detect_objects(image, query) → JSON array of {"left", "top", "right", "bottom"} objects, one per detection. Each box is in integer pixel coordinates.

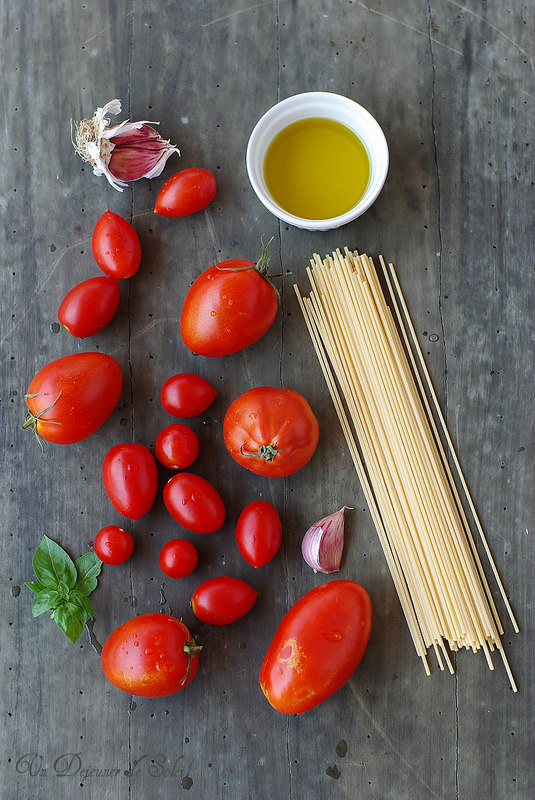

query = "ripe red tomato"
[
  {"left": 160, "top": 373, "right": 217, "bottom": 418},
  {"left": 260, "top": 580, "right": 372, "bottom": 714},
  {"left": 92, "top": 209, "right": 141, "bottom": 279},
  {"left": 154, "top": 167, "right": 217, "bottom": 217},
  {"left": 159, "top": 538, "right": 199, "bottom": 579},
  {"left": 236, "top": 500, "right": 282, "bottom": 567},
  {"left": 155, "top": 424, "right": 199, "bottom": 470},
  {"left": 94, "top": 525, "right": 134, "bottom": 565},
  {"left": 192, "top": 576, "right": 257, "bottom": 625},
  {"left": 102, "top": 443, "right": 158, "bottom": 520},
  {"left": 24, "top": 352, "right": 123, "bottom": 444},
  {"left": 180, "top": 245, "right": 279, "bottom": 357},
  {"left": 101, "top": 613, "right": 200, "bottom": 697},
  {"left": 163, "top": 472, "right": 225, "bottom": 533},
  {"left": 58, "top": 276, "right": 120, "bottom": 338},
  {"left": 223, "top": 386, "right": 319, "bottom": 476}
]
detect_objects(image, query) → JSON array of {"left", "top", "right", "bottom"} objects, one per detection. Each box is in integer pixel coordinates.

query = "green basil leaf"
[
  {"left": 32, "top": 535, "right": 77, "bottom": 590},
  {"left": 25, "top": 580, "right": 46, "bottom": 595},
  {"left": 70, "top": 589, "right": 94, "bottom": 619},
  {"left": 32, "top": 589, "right": 61, "bottom": 617},
  {"left": 53, "top": 602, "right": 86, "bottom": 643},
  {"left": 74, "top": 551, "right": 102, "bottom": 596}
]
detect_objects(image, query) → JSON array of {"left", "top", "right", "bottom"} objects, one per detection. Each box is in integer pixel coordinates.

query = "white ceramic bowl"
[{"left": 246, "top": 92, "right": 389, "bottom": 231}]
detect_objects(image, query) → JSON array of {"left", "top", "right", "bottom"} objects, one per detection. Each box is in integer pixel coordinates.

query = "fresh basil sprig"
[{"left": 25, "top": 535, "right": 102, "bottom": 643}]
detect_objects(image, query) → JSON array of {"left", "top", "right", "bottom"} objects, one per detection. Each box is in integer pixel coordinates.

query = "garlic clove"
[
  {"left": 72, "top": 99, "right": 179, "bottom": 191},
  {"left": 301, "top": 507, "right": 349, "bottom": 574}
]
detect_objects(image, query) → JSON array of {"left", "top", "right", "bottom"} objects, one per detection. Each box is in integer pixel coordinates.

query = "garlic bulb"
[
  {"left": 72, "top": 99, "right": 179, "bottom": 191},
  {"left": 301, "top": 507, "right": 349, "bottom": 574}
]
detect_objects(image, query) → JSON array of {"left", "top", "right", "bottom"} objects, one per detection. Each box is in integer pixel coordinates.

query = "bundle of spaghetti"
[{"left": 294, "top": 249, "right": 518, "bottom": 691}]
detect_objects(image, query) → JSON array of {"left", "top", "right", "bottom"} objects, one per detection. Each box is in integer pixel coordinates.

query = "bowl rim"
[{"left": 246, "top": 91, "right": 389, "bottom": 230}]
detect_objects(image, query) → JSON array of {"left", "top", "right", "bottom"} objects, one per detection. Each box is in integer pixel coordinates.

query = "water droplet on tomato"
[
  {"left": 133, "top": 641, "right": 140, "bottom": 647},
  {"left": 321, "top": 630, "right": 343, "bottom": 642},
  {"left": 144, "top": 647, "right": 154, "bottom": 655},
  {"left": 210, "top": 310, "right": 217, "bottom": 317}
]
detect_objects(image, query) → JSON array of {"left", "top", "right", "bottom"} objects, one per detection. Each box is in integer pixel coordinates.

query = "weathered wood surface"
[{"left": 1, "top": 1, "right": 533, "bottom": 798}]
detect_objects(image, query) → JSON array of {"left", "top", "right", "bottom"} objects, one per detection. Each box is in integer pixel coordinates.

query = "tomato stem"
[
  {"left": 23, "top": 391, "right": 63, "bottom": 451},
  {"left": 181, "top": 639, "right": 202, "bottom": 687},
  {"left": 240, "top": 443, "right": 282, "bottom": 463},
  {"left": 215, "top": 236, "right": 280, "bottom": 303}
]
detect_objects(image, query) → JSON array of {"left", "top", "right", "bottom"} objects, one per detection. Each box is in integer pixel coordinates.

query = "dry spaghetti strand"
[{"left": 294, "top": 250, "right": 518, "bottom": 692}]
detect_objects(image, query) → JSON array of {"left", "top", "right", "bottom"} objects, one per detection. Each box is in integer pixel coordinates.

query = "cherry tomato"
[
  {"left": 192, "top": 576, "right": 257, "bottom": 625},
  {"left": 155, "top": 424, "right": 199, "bottom": 470},
  {"left": 24, "top": 352, "right": 123, "bottom": 445},
  {"left": 154, "top": 167, "right": 217, "bottom": 217},
  {"left": 163, "top": 472, "right": 225, "bottom": 534},
  {"left": 101, "top": 613, "right": 200, "bottom": 697},
  {"left": 236, "top": 500, "right": 282, "bottom": 567},
  {"left": 260, "top": 580, "right": 372, "bottom": 714},
  {"left": 160, "top": 373, "right": 217, "bottom": 418},
  {"left": 58, "top": 276, "right": 120, "bottom": 338},
  {"left": 94, "top": 525, "right": 134, "bottom": 565},
  {"left": 180, "top": 243, "right": 279, "bottom": 357},
  {"left": 102, "top": 443, "right": 158, "bottom": 520},
  {"left": 223, "top": 386, "right": 319, "bottom": 477},
  {"left": 92, "top": 209, "right": 141, "bottom": 279},
  {"left": 159, "top": 538, "right": 199, "bottom": 579}
]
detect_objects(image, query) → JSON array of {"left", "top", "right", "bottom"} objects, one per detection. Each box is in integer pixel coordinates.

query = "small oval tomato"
[
  {"left": 180, "top": 244, "right": 279, "bottom": 357},
  {"left": 192, "top": 576, "right": 257, "bottom": 625},
  {"left": 154, "top": 167, "right": 217, "bottom": 217},
  {"left": 160, "top": 373, "right": 217, "bottom": 418},
  {"left": 163, "top": 472, "right": 225, "bottom": 534},
  {"left": 102, "top": 443, "right": 158, "bottom": 520},
  {"left": 155, "top": 424, "right": 199, "bottom": 470},
  {"left": 260, "top": 580, "right": 372, "bottom": 714},
  {"left": 94, "top": 525, "right": 134, "bottom": 565},
  {"left": 223, "top": 386, "right": 319, "bottom": 477},
  {"left": 58, "top": 276, "right": 121, "bottom": 338},
  {"left": 101, "top": 613, "right": 200, "bottom": 697},
  {"left": 24, "top": 352, "right": 123, "bottom": 444},
  {"left": 92, "top": 209, "right": 141, "bottom": 279},
  {"left": 159, "top": 538, "right": 199, "bottom": 579},
  {"left": 236, "top": 500, "right": 282, "bottom": 567}
]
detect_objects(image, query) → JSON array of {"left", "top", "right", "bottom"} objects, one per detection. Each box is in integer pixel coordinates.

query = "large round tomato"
[
  {"left": 101, "top": 613, "right": 200, "bottom": 697},
  {"left": 223, "top": 386, "right": 319, "bottom": 476},
  {"left": 102, "top": 443, "right": 158, "bottom": 520},
  {"left": 180, "top": 245, "right": 279, "bottom": 357},
  {"left": 160, "top": 373, "right": 217, "bottom": 418},
  {"left": 58, "top": 276, "right": 120, "bottom": 338},
  {"left": 236, "top": 500, "right": 282, "bottom": 567},
  {"left": 24, "top": 352, "right": 123, "bottom": 444},
  {"left": 154, "top": 167, "right": 217, "bottom": 217},
  {"left": 163, "top": 472, "right": 225, "bottom": 533},
  {"left": 191, "top": 576, "right": 257, "bottom": 625},
  {"left": 92, "top": 209, "right": 141, "bottom": 279},
  {"left": 260, "top": 580, "right": 372, "bottom": 714}
]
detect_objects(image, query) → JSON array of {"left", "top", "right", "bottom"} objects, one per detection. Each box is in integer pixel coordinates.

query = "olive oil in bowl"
[{"left": 263, "top": 117, "right": 370, "bottom": 220}]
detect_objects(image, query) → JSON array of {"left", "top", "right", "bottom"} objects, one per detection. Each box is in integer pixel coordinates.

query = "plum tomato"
[
  {"left": 159, "top": 538, "right": 199, "bottom": 579},
  {"left": 92, "top": 209, "right": 141, "bottom": 279},
  {"left": 163, "top": 472, "right": 225, "bottom": 534},
  {"left": 102, "top": 443, "right": 158, "bottom": 520},
  {"left": 260, "top": 580, "right": 372, "bottom": 714},
  {"left": 24, "top": 352, "right": 123, "bottom": 445},
  {"left": 154, "top": 167, "right": 217, "bottom": 217},
  {"left": 155, "top": 424, "right": 199, "bottom": 470},
  {"left": 94, "top": 525, "right": 134, "bottom": 565},
  {"left": 101, "top": 613, "right": 200, "bottom": 697},
  {"left": 236, "top": 500, "right": 282, "bottom": 568},
  {"left": 180, "top": 242, "right": 279, "bottom": 357},
  {"left": 160, "top": 373, "right": 217, "bottom": 418},
  {"left": 191, "top": 576, "right": 257, "bottom": 625},
  {"left": 58, "top": 276, "right": 120, "bottom": 338},
  {"left": 223, "top": 386, "right": 319, "bottom": 477}
]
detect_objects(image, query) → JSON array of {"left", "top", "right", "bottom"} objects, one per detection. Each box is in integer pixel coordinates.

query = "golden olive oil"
[{"left": 263, "top": 117, "right": 370, "bottom": 219}]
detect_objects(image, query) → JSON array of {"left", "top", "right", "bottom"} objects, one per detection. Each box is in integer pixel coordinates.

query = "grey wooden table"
[{"left": 1, "top": 1, "right": 533, "bottom": 798}]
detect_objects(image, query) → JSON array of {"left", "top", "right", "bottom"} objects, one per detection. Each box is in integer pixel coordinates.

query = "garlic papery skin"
[
  {"left": 72, "top": 99, "right": 180, "bottom": 192},
  {"left": 301, "top": 507, "right": 349, "bottom": 574}
]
